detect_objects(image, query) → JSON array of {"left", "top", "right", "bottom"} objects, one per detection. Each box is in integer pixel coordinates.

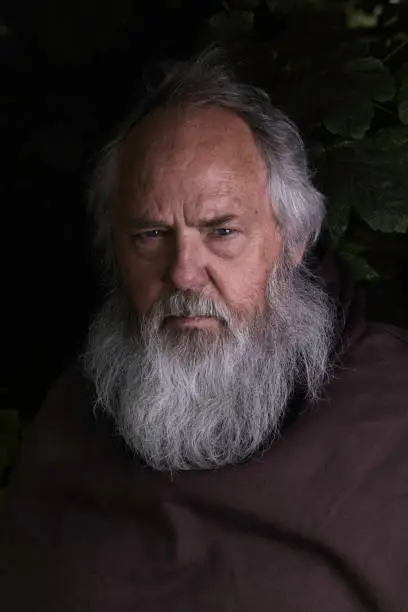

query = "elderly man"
[{"left": 2, "top": 50, "right": 408, "bottom": 611}]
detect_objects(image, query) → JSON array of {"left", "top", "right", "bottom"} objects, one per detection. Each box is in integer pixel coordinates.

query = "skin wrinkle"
[{"left": 112, "top": 105, "right": 281, "bottom": 321}]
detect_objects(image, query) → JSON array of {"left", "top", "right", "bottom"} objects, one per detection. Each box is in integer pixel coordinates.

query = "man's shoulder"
[
  {"left": 18, "top": 364, "right": 95, "bottom": 467},
  {"left": 343, "top": 320, "right": 408, "bottom": 367},
  {"left": 329, "top": 321, "right": 408, "bottom": 423},
  {"left": 34, "top": 363, "right": 92, "bottom": 428},
  {"left": 43, "top": 362, "right": 92, "bottom": 410},
  {"left": 365, "top": 321, "right": 408, "bottom": 344}
]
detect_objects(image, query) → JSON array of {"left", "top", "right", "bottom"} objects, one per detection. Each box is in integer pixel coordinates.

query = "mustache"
[{"left": 151, "top": 290, "right": 234, "bottom": 324}]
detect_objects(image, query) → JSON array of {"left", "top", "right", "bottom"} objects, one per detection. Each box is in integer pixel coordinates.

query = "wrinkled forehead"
[{"left": 116, "top": 105, "right": 269, "bottom": 200}]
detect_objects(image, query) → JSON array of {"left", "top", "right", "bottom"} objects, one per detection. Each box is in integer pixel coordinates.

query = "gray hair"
[{"left": 88, "top": 47, "right": 325, "bottom": 277}]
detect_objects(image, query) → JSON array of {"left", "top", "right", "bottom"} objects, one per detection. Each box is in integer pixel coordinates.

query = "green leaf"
[
  {"left": 266, "top": 0, "right": 331, "bottom": 12},
  {"left": 324, "top": 190, "right": 352, "bottom": 245},
  {"left": 397, "top": 77, "right": 408, "bottom": 124},
  {"left": 346, "top": 6, "right": 382, "bottom": 30},
  {"left": 339, "top": 245, "right": 379, "bottom": 281},
  {"left": 339, "top": 242, "right": 365, "bottom": 257},
  {"left": 321, "top": 57, "right": 395, "bottom": 139},
  {"left": 323, "top": 95, "right": 373, "bottom": 139},
  {"left": 321, "top": 126, "right": 408, "bottom": 235},
  {"left": 345, "top": 57, "right": 395, "bottom": 102},
  {"left": 359, "top": 199, "right": 408, "bottom": 233},
  {"left": 397, "top": 82, "right": 408, "bottom": 103},
  {"left": 396, "top": 62, "right": 408, "bottom": 87}
]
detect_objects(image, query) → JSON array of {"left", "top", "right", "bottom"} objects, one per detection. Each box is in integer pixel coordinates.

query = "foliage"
[{"left": 195, "top": 0, "right": 408, "bottom": 280}]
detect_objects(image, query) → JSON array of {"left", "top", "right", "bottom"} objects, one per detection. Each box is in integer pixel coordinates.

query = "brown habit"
[{"left": 1, "top": 254, "right": 408, "bottom": 611}]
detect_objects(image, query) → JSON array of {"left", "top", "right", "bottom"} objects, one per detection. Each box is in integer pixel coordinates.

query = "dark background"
[
  {"left": 2, "top": 0, "right": 211, "bottom": 421},
  {"left": 2, "top": 0, "right": 408, "bottom": 428}
]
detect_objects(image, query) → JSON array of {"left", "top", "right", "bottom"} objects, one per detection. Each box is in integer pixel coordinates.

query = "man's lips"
[{"left": 164, "top": 315, "right": 219, "bottom": 329}]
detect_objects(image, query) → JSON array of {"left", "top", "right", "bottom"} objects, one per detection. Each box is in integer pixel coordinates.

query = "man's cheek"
[{"left": 229, "top": 270, "right": 265, "bottom": 307}]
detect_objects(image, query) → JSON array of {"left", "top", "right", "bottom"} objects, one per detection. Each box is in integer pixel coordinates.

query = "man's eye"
[
  {"left": 134, "top": 229, "right": 166, "bottom": 241},
  {"left": 211, "top": 228, "right": 237, "bottom": 238}
]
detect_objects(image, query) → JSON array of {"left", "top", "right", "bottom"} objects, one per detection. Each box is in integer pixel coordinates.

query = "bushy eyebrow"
[
  {"left": 199, "top": 214, "right": 239, "bottom": 228},
  {"left": 125, "top": 214, "right": 240, "bottom": 230}
]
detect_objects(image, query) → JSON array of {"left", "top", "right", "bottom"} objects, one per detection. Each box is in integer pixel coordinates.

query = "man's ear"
[{"left": 291, "top": 240, "right": 307, "bottom": 266}]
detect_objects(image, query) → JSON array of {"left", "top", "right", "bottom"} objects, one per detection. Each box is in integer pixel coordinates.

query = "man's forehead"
[
  {"left": 119, "top": 105, "right": 266, "bottom": 172},
  {"left": 115, "top": 105, "right": 269, "bottom": 218},
  {"left": 117, "top": 167, "right": 267, "bottom": 224},
  {"left": 128, "top": 164, "right": 255, "bottom": 197}
]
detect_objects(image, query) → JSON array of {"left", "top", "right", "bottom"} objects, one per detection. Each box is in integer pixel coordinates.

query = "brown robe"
[{"left": 2, "top": 254, "right": 408, "bottom": 611}]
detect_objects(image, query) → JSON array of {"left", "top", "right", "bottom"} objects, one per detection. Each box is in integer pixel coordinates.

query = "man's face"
[
  {"left": 112, "top": 105, "right": 281, "bottom": 328},
  {"left": 85, "top": 105, "right": 335, "bottom": 471}
]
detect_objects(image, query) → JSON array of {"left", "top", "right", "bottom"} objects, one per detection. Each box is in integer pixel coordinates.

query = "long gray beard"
[{"left": 82, "top": 256, "right": 337, "bottom": 471}]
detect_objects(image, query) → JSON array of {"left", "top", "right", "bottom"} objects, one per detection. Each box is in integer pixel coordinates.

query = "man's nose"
[{"left": 167, "top": 236, "right": 208, "bottom": 292}]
